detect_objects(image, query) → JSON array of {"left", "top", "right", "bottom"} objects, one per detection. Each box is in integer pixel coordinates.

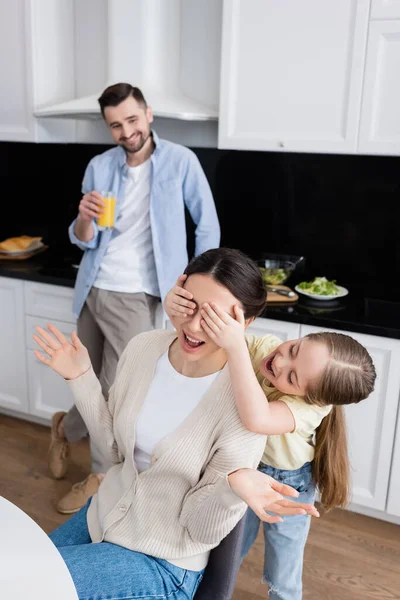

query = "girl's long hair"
[{"left": 304, "top": 332, "right": 376, "bottom": 510}]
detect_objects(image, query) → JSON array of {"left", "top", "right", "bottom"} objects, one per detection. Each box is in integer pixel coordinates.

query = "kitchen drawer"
[
  {"left": 24, "top": 281, "right": 75, "bottom": 323},
  {"left": 25, "top": 316, "right": 76, "bottom": 351}
]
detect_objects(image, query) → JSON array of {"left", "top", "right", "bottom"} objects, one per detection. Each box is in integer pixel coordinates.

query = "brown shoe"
[
  {"left": 56, "top": 473, "right": 104, "bottom": 514},
  {"left": 48, "top": 411, "right": 69, "bottom": 479}
]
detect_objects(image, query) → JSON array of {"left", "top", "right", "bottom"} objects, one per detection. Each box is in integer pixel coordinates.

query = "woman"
[{"left": 33, "top": 248, "right": 318, "bottom": 600}]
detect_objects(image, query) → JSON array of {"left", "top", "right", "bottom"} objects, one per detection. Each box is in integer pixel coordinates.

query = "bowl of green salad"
[
  {"left": 295, "top": 277, "right": 348, "bottom": 301},
  {"left": 257, "top": 254, "right": 305, "bottom": 287}
]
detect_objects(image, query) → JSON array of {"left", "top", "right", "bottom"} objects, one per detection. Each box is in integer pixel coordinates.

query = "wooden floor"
[{"left": 1, "top": 414, "right": 399, "bottom": 599}]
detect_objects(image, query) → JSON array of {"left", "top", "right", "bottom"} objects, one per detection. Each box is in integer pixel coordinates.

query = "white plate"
[
  {"left": 0, "top": 241, "right": 44, "bottom": 255},
  {"left": 295, "top": 284, "right": 349, "bottom": 301}
]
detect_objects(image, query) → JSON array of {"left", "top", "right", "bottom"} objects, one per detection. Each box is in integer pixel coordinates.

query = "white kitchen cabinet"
[
  {"left": 0, "top": 278, "right": 28, "bottom": 414},
  {"left": 371, "top": 0, "right": 400, "bottom": 19},
  {"left": 218, "top": 0, "right": 370, "bottom": 154},
  {"left": 24, "top": 281, "right": 75, "bottom": 323},
  {"left": 0, "top": 278, "right": 76, "bottom": 422},
  {"left": 0, "top": 0, "right": 77, "bottom": 142},
  {"left": 25, "top": 316, "right": 76, "bottom": 349},
  {"left": 358, "top": 20, "right": 400, "bottom": 155},
  {"left": 247, "top": 317, "right": 300, "bottom": 342},
  {"left": 300, "top": 324, "right": 400, "bottom": 512},
  {"left": 0, "top": 0, "right": 35, "bottom": 141},
  {"left": 26, "top": 314, "right": 77, "bottom": 419},
  {"left": 26, "top": 352, "right": 75, "bottom": 420},
  {"left": 387, "top": 413, "right": 400, "bottom": 517},
  {"left": 24, "top": 291, "right": 76, "bottom": 419}
]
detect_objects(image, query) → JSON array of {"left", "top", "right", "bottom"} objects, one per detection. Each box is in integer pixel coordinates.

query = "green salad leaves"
[
  {"left": 259, "top": 267, "right": 289, "bottom": 286},
  {"left": 297, "top": 276, "right": 340, "bottom": 296}
]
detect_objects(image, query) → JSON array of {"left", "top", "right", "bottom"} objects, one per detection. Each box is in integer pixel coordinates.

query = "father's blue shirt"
[{"left": 69, "top": 131, "right": 220, "bottom": 318}]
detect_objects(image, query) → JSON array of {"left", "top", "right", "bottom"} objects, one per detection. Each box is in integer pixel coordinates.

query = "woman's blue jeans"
[
  {"left": 49, "top": 500, "right": 204, "bottom": 600},
  {"left": 241, "top": 461, "right": 316, "bottom": 600}
]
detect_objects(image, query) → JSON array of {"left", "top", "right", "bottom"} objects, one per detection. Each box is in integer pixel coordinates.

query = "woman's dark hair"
[
  {"left": 98, "top": 83, "right": 147, "bottom": 117},
  {"left": 183, "top": 248, "right": 266, "bottom": 319}
]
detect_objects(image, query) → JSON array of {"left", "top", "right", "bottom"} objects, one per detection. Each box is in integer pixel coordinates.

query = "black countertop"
[
  {"left": 0, "top": 251, "right": 77, "bottom": 289},
  {"left": 1, "top": 250, "right": 400, "bottom": 340}
]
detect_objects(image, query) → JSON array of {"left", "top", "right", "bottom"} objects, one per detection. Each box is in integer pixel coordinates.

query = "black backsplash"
[{"left": 1, "top": 141, "right": 400, "bottom": 297}]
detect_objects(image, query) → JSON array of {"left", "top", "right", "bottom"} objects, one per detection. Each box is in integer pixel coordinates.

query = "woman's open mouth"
[{"left": 182, "top": 331, "right": 205, "bottom": 352}]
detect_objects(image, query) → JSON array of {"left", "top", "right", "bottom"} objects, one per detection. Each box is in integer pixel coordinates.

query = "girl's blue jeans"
[
  {"left": 49, "top": 500, "right": 204, "bottom": 600},
  {"left": 241, "top": 461, "right": 316, "bottom": 600}
]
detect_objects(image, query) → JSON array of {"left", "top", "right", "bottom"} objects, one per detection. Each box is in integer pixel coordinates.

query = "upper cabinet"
[
  {"left": 371, "top": 0, "right": 400, "bottom": 19},
  {"left": 0, "top": 0, "right": 35, "bottom": 141},
  {"left": 3, "top": 0, "right": 400, "bottom": 154},
  {"left": 0, "top": 0, "right": 77, "bottom": 142},
  {"left": 358, "top": 20, "right": 400, "bottom": 154},
  {"left": 218, "top": 0, "right": 370, "bottom": 153}
]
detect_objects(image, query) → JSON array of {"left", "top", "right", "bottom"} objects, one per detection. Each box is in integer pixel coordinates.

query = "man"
[{"left": 48, "top": 83, "right": 220, "bottom": 514}]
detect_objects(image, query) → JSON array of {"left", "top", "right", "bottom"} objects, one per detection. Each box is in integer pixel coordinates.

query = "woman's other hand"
[
  {"left": 164, "top": 274, "right": 197, "bottom": 319},
  {"left": 228, "top": 468, "right": 320, "bottom": 523},
  {"left": 33, "top": 324, "right": 91, "bottom": 380},
  {"left": 200, "top": 302, "right": 246, "bottom": 352}
]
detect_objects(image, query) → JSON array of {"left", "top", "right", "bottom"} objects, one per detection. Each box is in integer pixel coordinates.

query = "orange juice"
[{"left": 97, "top": 194, "right": 116, "bottom": 228}]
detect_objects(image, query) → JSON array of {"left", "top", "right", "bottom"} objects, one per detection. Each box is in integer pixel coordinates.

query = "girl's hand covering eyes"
[
  {"left": 200, "top": 302, "right": 246, "bottom": 351},
  {"left": 164, "top": 274, "right": 197, "bottom": 319}
]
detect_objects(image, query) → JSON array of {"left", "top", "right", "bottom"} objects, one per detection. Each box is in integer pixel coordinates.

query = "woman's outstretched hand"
[
  {"left": 33, "top": 324, "right": 91, "bottom": 381},
  {"left": 228, "top": 468, "right": 320, "bottom": 523}
]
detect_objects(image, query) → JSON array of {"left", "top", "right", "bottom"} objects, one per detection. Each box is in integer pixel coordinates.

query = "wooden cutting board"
[{"left": 266, "top": 285, "right": 298, "bottom": 303}]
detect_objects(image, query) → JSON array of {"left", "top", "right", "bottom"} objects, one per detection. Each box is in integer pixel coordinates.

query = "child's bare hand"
[
  {"left": 164, "top": 275, "right": 197, "bottom": 319},
  {"left": 200, "top": 302, "right": 246, "bottom": 351}
]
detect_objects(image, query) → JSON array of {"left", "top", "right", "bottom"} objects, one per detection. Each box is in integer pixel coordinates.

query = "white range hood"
[{"left": 34, "top": 0, "right": 221, "bottom": 121}]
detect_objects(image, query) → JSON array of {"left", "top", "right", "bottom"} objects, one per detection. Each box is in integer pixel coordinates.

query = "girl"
[
  {"left": 165, "top": 276, "right": 376, "bottom": 600},
  {"left": 33, "top": 248, "right": 318, "bottom": 600}
]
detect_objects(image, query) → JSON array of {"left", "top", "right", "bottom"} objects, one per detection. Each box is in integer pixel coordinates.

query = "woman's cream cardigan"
[{"left": 68, "top": 330, "right": 267, "bottom": 570}]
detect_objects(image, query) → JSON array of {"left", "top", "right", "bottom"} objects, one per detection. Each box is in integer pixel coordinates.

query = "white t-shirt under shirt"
[
  {"left": 134, "top": 350, "right": 220, "bottom": 473},
  {"left": 93, "top": 159, "right": 160, "bottom": 297},
  {"left": 134, "top": 349, "right": 220, "bottom": 572}
]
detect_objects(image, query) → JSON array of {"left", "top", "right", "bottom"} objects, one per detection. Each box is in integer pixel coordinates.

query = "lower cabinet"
[
  {"left": 0, "top": 278, "right": 28, "bottom": 414},
  {"left": 0, "top": 278, "right": 77, "bottom": 422},
  {"left": 247, "top": 317, "right": 300, "bottom": 341},
  {"left": 300, "top": 324, "right": 400, "bottom": 515},
  {"left": 387, "top": 416, "right": 400, "bottom": 518},
  {"left": 1, "top": 276, "right": 399, "bottom": 521},
  {"left": 25, "top": 316, "right": 77, "bottom": 420},
  {"left": 26, "top": 354, "right": 76, "bottom": 420}
]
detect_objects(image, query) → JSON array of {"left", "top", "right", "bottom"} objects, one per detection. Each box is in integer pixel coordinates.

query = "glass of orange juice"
[{"left": 97, "top": 191, "right": 116, "bottom": 229}]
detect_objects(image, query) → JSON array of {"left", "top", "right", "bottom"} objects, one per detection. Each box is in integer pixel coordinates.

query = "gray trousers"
[{"left": 63, "top": 288, "right": 159, "bottom": 472}]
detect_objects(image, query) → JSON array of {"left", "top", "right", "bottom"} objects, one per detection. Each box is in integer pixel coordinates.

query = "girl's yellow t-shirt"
[{"left": 245, "top": 334, "right": 332, "bottom": 471}]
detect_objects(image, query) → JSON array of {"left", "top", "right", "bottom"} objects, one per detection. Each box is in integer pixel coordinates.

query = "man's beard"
[{"left": 120, "top": 131, "right": 150, "bottom": 154}]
